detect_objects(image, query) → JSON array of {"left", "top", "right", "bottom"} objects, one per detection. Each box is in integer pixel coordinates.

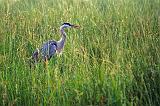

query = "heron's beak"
[{"left": 72, "top": 25, "right": 80, "bottom": 29}]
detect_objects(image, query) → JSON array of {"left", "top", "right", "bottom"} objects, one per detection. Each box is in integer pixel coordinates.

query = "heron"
[{"left": 31, "top": 23, "right": 80, "bottom": 65}]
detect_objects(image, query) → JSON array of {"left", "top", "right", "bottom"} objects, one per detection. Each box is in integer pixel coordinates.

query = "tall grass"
[{"left": 0, "top": 0, "right": 160, "bottom": 105}]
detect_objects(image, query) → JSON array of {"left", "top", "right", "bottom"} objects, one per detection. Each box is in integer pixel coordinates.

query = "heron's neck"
[
  {"left": 57, "top": 26, "right": 66, "bottom": 50},
  {"left": 60, "top": 26, "right": 66, "bottom": 41}
]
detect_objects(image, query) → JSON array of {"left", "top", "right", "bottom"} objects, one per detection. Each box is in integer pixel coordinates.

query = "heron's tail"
[
  {"left": 28, "top": 48, "right": 40, "bottom": 68},
  {"left": 32, "top": 48, "right": 39, "bottom": 62}
]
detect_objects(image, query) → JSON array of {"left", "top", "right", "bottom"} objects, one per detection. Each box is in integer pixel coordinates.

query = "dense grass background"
[{"left": 0, "top": 0, "right": 160, "bottom": 105}]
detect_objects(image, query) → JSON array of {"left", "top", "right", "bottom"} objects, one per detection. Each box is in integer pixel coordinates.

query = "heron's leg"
[
  {"left": 44, "top": 57, "right": 49, "bottom": 68},
  {"left": 45, "top": 60, "right": 48, "bottom": 65},
  {"left": 60, "top": 54, "right": 65, "bottom": 74}
]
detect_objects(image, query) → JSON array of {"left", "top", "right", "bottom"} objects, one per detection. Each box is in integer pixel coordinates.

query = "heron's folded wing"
[{"left": 41, "top": 40, "right": 57, "bottom": 60}]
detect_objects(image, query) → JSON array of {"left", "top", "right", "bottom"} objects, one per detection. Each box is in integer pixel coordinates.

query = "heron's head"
[{"left": 61, "top": 23, "right": 80, "bottom": 29}]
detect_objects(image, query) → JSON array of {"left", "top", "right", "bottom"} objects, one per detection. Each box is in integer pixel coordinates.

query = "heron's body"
[
  {"left": 31, "top": 23, "right": 79, "bottom": 63},
  {"left": 41, "top": 40, "right": 57, "bottom": 60}
]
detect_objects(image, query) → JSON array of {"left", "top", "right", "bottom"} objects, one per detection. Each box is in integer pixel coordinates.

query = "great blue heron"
[{"left": 31, "top": 23, "right": 80, "bottom": 64}]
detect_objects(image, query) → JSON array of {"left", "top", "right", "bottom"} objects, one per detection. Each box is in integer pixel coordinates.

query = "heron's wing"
[{"left": 40, "top": 40, "right": 57, "bottom": 60}]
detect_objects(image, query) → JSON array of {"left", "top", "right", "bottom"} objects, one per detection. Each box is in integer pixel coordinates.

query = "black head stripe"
[{"left": 62, "top": 23, "right": 72, "bottom": 26}]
